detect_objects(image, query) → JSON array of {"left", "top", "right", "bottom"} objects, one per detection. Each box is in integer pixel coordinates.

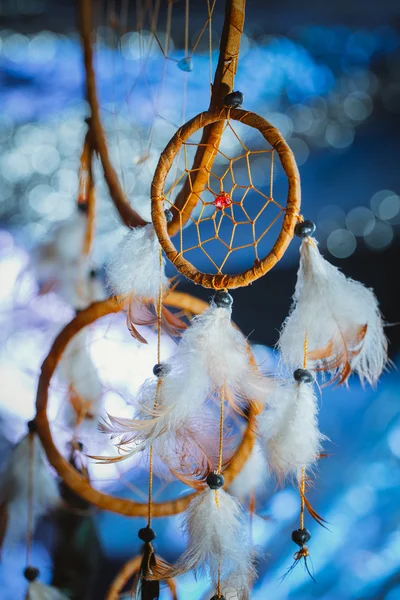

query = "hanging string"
[
  {"left": 147, "top": 248, "right": 164, "bottom": 528},
  {"left": 26, "top": 429, "right": 35, "bottom": 567},
  {"left": 303, "top": 332, "right": 308, "bottom": 370},
  {"left": 299, "top": 331, "right": 308, "bottom": 528},
  {"left": 215, "top": 381, "right": 226, "bottom": 598}
]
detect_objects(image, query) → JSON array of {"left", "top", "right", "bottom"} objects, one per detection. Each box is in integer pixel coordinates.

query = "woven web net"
[{"left": 163, "top": 118, "right": 288, "bottom": 274}]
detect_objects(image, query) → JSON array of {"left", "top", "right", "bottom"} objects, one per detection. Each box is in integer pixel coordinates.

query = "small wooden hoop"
[
  {"left": 151, "top": 107, "right": 301, "bottom": 289},
  {"left": 106, "top": 555, "right": 178, "bottom": 600},
  {"left": 35, "top": 291, "right": 257, "bottom": 517}
]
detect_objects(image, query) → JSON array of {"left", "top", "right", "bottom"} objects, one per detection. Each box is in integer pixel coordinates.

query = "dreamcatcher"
[{"left": 1, "top": 0, "right": 388, "bottom": 599}]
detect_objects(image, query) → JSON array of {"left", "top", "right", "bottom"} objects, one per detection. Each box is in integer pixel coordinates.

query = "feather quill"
[
  {"left": 279, "top": 238, "right": 387, "bottom": 385},
  {"left": 151, "top": 488, "right": 255, "bottom": 600},
  {"left": 26, "top": 581, "right": 70, "bottom": 600},
  {"left": 0, "top": 433, "right": 59, "bottom": 549},
  {"left": 257, "top": 381, "right": 323, "bottom": 481},
  {"left": 106, "top": 225, "right": 169, "bottom": 302}
]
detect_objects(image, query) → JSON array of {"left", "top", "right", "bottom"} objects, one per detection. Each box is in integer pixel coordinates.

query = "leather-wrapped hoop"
[{"left": 151, "top": 107, "right": 301, "bottom": 289}]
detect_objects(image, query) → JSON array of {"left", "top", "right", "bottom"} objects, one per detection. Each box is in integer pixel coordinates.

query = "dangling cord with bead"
[
  {"left": 206, "top": 383, "right": 226, "bottom": 600},
  {"left": 288, "top": 333, "right": 315, "bottom": 583},
  {"left": 23, "top": 420, "right": 41, "bottom": 589},
  {"left": 135, "top": 249, "right": 164, "bottom": 600}
]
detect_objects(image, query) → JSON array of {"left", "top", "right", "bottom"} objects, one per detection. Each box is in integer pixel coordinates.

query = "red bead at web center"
[{"left": 214, "top": 192, "right": 232, "bottom": 210}]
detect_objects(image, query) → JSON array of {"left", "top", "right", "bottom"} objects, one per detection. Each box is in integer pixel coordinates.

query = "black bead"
[
  {"left": 27, "top": 419, "right": 37, "bottom": 433},
  {"left": 293, "top": 368, "right": 314, "bottom": 384},
  {"left": 77, "top": 203, "right": 88, "bottom": 214},
  {"left": 210, "top": 596, "right": 226, "bottom": 600},
  {"left": 291, "top": 528, "right": 311, "bottom": 547},
  {"left": 153, "top": 363, "right": 170, "bottom": 378},
  {"left": 164, "top": 209, "right": 173, "bottom": 223},
  {"left": 24, "top": 566, "right": 40, "bottom": 582},
  {"left": 206, "top": 472, "right": 224, "bottom": 490},
  {"left": 224, "top": 90, "right": 244, "bottom": 108},
  {"left": 89, "top": 268, "right": 98, "bottom": 279},
  {"left": 212, "top": 291, "right": 233, "bottom": 309},
  {"left": 138, "top": 526, "right": 156, "bottom": 542},
  {"left": 294, "top": 220, "right": 316, "bottom": 239}
]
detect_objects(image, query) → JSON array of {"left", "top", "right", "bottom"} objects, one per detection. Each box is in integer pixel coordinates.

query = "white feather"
[
  {"left": 175, "top": 303, "right": 273, "bottom": 407},
  {"left": 162, "top": 488, "right": 255, "bottom": 600},
  {"left": 99, "top": 303, "right": 272, "bottom": 467},
  {"left": 279, "top": 238, "right": 387, "bottom": 386},
  {"left": 60, "top": 329, "right": 103, "bottom": 421},
  {"left": 228, "top": 441, "right": 268, "bottom": 500},
  {"left": 257, "top": 382, "right": 323, "bottom": 480},
  {"left": 0, "top": 434, "right": 59, "bottom": 548},
  {"left": 98, "top": 366, "right": 211, "bottom": 462},
  {"left": 106, "top": 224, "right": 169, "bottom": 301},
  {"left": 27, "top": 581, "right": 70, "bottom": 600}
]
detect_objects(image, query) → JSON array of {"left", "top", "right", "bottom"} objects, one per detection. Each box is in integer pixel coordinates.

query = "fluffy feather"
[
  {"left": 175, "top": 302, "right": 273, "bottom": 410},
  {"left": 279, "top": 238, "right": 387, "bottom": 386},
  {"left": 106, "top": 225, "right": 169, "bottom": 301},
  {"left": 60, "top": 329, "right": 103, "bottom": 423},
  {"left": 27, "top": 582, "right": 70, "bottom": 600},
  {"left": 96, "top": 375, "right": 224, "bottom": 486},
  {"left": 97, "top": 301, "right": 271, "bottom": 475},
  {"left": 152, "top": 488, "right": 255, "bottom": 600},
  {"left": 257, "top": 381, "right": 323, "bottom": 481},
  {"left": 0, "top": 433, "right": 59, "bottom": 549},
  {"left": 228, "top": 441, "right": 268, "bottom": 500}
]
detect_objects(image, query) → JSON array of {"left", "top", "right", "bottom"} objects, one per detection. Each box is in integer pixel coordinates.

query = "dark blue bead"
[
  {"left": 153, "top": 363, "right": 171, "bottom": 378},
  {"left": 294, "top": 220, "right": 316, "bottom": 239},
  {"left": 224, "top": 91, "right": 244, "bottom": 108},
  {"left": 294, "top": 368, "right": 314, "bottom": 384},
  {"left": 212, "top": 291, "right": 233, "bottom": 308},
  {"left": 138, "top": 526, "right": 156, "bottom": 542},
  {"left": 291, "top": 528, "right": 311, "bottom": 547},
  {"left": 206, "top": 472, "right": 224, "bottom": 489},
  {"left": 24, "top": 566, "right": 40, "bottom": 582}
]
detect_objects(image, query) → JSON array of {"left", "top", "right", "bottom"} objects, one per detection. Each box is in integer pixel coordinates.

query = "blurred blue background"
[{"left": 0, "top": 0, "right": 399, "bottom": 598}]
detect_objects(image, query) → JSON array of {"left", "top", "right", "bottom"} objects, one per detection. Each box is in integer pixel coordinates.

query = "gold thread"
[
  {"left": 303, "top": 332, "right": 308, "bottom": 369},
  {"left": 300, "top": 466, "right": 305, "bottom": 530},
  {"left": 147, "top": 249, "right": 164, "bottom": 527}
]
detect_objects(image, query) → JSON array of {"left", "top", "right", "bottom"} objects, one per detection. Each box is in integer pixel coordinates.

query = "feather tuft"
[
  {"left": 257, "top": 381, "right": 324, "bottom": 481},
  {"left": 279, "top": 238, "right": 387, "bottom": 386},
  {"left": 106, "top": 225, "right": 169, "bottom": 301},
  {"left": 150, "top": 488, "right": 255, "bottom": 600},
  {"left": 175, "top": 303, "right": 273, "bottom": 411}
]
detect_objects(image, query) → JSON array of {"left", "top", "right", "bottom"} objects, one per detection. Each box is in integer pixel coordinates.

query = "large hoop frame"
[
  {"left": 151, "top": 108, "right": 301, "bottom": 289},
  {"left": 35, "top": 292, "right": 257, "bottom": 517}
]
